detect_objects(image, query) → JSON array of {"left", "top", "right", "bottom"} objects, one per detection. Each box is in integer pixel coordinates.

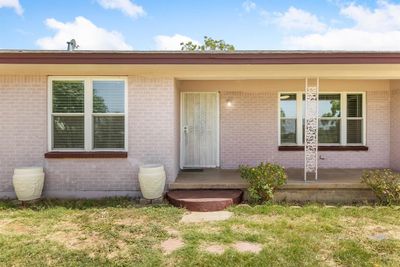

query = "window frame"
[
  {"left": 278, "top": 91, "right": 366, "bottom": 146},
  {"left": 48, "top": 76, "right": 128, "bottom": 152},
  {"left": 279, "top": 93, "right": 298, "bottom": 145}
]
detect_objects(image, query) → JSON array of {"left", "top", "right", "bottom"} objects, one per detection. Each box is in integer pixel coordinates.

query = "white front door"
[{"left": 181, "top": 92, "right": 219, "bottom": 168}]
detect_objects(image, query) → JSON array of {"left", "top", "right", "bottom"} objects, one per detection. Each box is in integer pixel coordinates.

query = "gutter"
[{"left": 2, "top": 51, "right": 400, "bottom": 64}]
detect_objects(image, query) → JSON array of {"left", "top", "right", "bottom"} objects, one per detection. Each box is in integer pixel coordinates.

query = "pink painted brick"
[
  {"left": 0, "top": 76, "right": 398, "bottom": 198},
  {"left": 0, "top": 76, "right": 47, "bottom": 194},
  {"left": 220, "top": 89, "right": 390, "bottom": 169},
  {"left": 391, "top": 87, "right": 400, "bottom": 171},
  {"left": 0, "top": 75, "right": 179, "bottom": 198}
]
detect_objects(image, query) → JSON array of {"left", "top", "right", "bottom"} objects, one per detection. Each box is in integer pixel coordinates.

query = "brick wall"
[
  {"left": 0, "top": 76, "right": 47, "bottom": 196},
  {"left": 0, "top": 76, "right": 396, "bottom": 198},
  {"left": 126, "top": 76, "right": 179, "bottom": 183},
  {"left": 390, "top": 82, "right": 400, "bottom": 171},
  {"left": 180, "top": 79, "right": 391, "bottom": 169},
  {"left": 221, "top": 91, "right": 275, "bottom": 168},
  {"left": 0, "top": 75, "right": 179, "bottom": 198}
]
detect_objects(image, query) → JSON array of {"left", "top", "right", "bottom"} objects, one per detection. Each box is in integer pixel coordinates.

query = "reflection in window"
[
  {"left": 281, "top": 92, "right": 364, "bottom": 145},
  {"left": 93, "top": 81, "right": 125, "bottom": 149},
  {"left": 280, "top": 94, "right": 297, "bottom": 144},
  {"left": 50, "top": 79, "right": 126, "bottom": 151},
  {"left": 301, "top": 94, "right": 341, "bottom": 144},
  {"left": 319, "top": 94, "right": 341, "bottom": 144},
  {"left": 319, "top": 94, "right": 341, "bottom": 117},
  {"left": 281, "top": 119, "right": 297, "bottom": 144},
  {"left": 53, "top": 116, "right": 84, "bottom": 149},
  {"left": 52, "top": 81, "right": 84, "bottom": 113},
  {"left": 347, "top": 94, "right": 363, "bottom": 144},
  {"left": 93, "top": 81, "right": 125, "bottom": 113},
  {"left": 319, "top": 119, "right": 340, "bottom": 143},
  {"left": 93, "top": 116, "right": 125, "bottom": 149},
  {"left": 52, "top": 81, "right": 85, "bottom": 149}
]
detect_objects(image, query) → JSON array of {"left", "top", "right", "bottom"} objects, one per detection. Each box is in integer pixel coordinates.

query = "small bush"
[
  {"left": 239, "top": 162, "right": 287, "bottom": 204},
  {"left": 361, "top": 169, "right": 400, "bottom": 205}
]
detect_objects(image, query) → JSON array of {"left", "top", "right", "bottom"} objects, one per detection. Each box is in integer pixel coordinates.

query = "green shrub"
[
  {"left": 239, "top": 162, "right": 287, "bottom": 204},
  {"left": 361, "top": 169, "right": 400, "bottom": 205}
]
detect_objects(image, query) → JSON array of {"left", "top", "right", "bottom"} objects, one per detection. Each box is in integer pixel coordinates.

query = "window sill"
[
  {"left": 278, "top": 146, "right": 368, "bottom": 151},
  {"left": 44, "top": 151, "right": 128, "bottom": 159}
]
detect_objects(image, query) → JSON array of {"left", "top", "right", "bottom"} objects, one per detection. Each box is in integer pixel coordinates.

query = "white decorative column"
[{"left": 304, "top": 78, "right": 319, "bottom": 181}]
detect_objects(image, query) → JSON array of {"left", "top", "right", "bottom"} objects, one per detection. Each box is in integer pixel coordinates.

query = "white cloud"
[
  {"left": 154, "top": 34, "right": 199, "bottom": 50},
  {"left": 97, "top": 0, "right": 145, "bottom": 18},
  {"left": 340, "top": 1, "right": 400, "bottom": 31},
  {"left": 242, "top": 0, "right": 256, "bottom": 12},
  {"left": 284, "top": 1, "right": 400, "bottom": 50},
  {"left": 0, "top": 0, "right": 23, "bottom": 15},
  {"left": 285, "top": 29, "right": 400, "bottom": 50},
  {"left": 36, "top": 16, "right": 133, "bottom": 50},
  {"left": 274, "top": 7, "right": 326, "bottom": 32}
]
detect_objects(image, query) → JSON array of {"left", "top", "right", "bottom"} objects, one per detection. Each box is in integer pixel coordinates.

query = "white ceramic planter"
[
  {"left": 13, "top": 167, "right": 44, "bottom": 201},
  {"left": 138, "top": 164, "right": 166, "bottom": 199}
]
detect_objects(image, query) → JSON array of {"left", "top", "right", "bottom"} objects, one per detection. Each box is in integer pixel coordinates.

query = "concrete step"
[{"left": 166, "top": 189, "right": 243, "bottom": 212}]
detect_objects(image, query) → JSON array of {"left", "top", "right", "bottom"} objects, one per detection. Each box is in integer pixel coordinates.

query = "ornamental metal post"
[{"left": 304, "top": 78, "right": 319, "bottom": 181}]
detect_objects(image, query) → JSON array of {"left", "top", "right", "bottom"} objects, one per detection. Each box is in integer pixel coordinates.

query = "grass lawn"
[{"left": 0, "top": 199, "right": 399, "bottom": 267}]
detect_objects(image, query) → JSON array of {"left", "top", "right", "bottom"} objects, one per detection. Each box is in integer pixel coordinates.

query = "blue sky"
[{"left": 1, "top": 0, "right": 400, "bottom": 50}]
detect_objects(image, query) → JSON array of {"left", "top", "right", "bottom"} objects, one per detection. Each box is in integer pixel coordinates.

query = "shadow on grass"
[{"left": 0, "top": 197, "right": 157, "bottom": 211}]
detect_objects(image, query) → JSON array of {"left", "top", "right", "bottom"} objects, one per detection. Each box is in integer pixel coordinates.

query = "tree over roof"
[{"left": 180, "top": 36, "right": 235, "bottom": 51}]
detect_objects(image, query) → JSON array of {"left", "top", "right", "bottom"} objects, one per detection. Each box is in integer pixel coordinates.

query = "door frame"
[{"left": 180, "top": 91, "right": 220, "bottom": 169}]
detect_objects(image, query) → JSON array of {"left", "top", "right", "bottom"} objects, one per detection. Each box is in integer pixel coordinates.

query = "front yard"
[{"left": 0, "top": 199, "right": 399, "bottom": 267}]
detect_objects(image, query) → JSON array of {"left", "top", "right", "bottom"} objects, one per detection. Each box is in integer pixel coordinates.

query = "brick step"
[{"left": 166, "top": 189, "right": 243, "bottom": 212}]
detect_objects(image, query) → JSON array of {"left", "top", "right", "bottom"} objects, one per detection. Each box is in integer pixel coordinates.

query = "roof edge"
[{"left": 2, "top": 50, "right": 400, "bottom": 64}]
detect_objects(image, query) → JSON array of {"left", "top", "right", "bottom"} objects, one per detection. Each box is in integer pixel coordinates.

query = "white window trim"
[
  {"left": 48, "top": 76, "right": 128, "bottom": 152},
  {"left": 278, "top": 91, "right": 366, "bottom": 146}
]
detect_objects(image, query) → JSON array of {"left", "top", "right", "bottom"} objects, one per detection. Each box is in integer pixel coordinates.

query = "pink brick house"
[{"left": 0, "top": 50, "right": 399, "bottom": 199}]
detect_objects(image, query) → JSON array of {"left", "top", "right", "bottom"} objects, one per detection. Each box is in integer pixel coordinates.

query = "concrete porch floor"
[{"left": 169, "top": 168, "right": 369, "bottom": 190}]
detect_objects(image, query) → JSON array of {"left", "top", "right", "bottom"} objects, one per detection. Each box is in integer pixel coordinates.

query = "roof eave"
[{"left": 2, "top": 51, "right": 400, "bottom": 64}]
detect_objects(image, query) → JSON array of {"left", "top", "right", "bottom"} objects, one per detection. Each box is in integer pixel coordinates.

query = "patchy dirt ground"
[{"left": 0, "top": 199, "right": 399, "bottom": 267}]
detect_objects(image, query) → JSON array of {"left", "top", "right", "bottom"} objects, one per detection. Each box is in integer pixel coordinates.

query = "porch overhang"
[
  {"left": 2, "top": 50, "right": 400, "bottom": 79},
  {"left": 2, "top": 64, "right": 400, "bottom": 79}
]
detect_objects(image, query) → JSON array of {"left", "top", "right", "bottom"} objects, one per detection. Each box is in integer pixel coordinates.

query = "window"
[
  {"left": 49, "top": 77, "right": 127, "bottom": 151},
  {"left": 279, "top": 92, "right": 365, "bottom": 146},
  {"left": 52, "top": 80, "right": 85, "bottom": 149},
  {"left": 318, "top": 94, "right": 341, "bottom": 144},
  {"left": 347, "top": 94, "right": 363, "bottom": 144},
  {"left": 280, "top": 94, "right": 297, "bottom": 144}
]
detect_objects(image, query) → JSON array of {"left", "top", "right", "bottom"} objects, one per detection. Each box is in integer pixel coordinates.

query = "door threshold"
[{"left": 181, "top": 168, "right": 204, "bottom": 172}]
